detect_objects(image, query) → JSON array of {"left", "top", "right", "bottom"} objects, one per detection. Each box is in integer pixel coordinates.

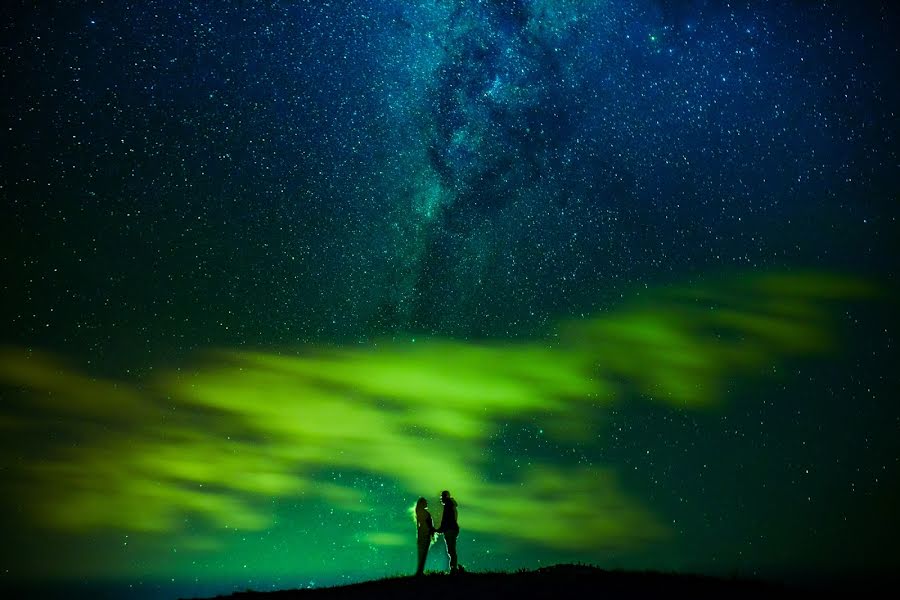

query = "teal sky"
[{"left": 1, "top": 1, "right": 897, "bottom": 598}]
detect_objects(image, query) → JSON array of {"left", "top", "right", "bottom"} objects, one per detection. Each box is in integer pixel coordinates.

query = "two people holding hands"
[{"left": 414, "top": 490, "right": 461, "bottom": 576}]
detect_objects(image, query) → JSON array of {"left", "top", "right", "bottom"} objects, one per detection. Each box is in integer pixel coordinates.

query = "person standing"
[
  {"left": 414, "top": 497, "right": 435, "bottom": 576},
  {"left": 435, "top": 490, "right": 460, "bottom": 573}
]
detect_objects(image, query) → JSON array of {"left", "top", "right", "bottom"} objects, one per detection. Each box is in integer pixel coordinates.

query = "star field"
[{"left": 0, "top": 1, "right": 897, "bottom": 598}]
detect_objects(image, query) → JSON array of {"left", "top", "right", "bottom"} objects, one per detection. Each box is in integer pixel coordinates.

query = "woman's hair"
[
  {"left": 415, "top": 497, "right": 429, "bottom": 524},
  {"left": 410, "top": 498, "right": 428, "bottom": 526},
  {"left": 414, "top": 497, "right": 436, "bottom": 543}
]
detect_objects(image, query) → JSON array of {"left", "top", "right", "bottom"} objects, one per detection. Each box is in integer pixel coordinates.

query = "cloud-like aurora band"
[{"left": 0, "top": 272, "right": 872, "bottom": 571}]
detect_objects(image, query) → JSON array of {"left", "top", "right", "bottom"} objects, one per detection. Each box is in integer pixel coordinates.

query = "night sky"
[{"left": 1, "top": 1, "right": 898, "bottom": 597}]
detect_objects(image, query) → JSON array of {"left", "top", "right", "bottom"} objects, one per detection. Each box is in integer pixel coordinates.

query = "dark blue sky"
[{"left": 1, "top": 1, "right": 898, "bottom": 597}]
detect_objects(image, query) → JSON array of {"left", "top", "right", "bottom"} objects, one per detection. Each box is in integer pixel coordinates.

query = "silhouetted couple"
[{"left": 414, "top": 490, "right": 461, "bottom": 576}]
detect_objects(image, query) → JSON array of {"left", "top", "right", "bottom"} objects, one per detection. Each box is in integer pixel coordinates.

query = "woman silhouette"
[{"left": 414, "top": 497, "right": 436, "bottom": 576}]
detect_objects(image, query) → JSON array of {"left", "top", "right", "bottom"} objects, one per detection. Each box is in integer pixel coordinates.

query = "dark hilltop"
[{"left": 187, "top": 564, "right": 791, "bottom": 599}]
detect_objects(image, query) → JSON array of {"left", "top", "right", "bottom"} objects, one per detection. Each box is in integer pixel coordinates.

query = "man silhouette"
[{"left": 435, "top": 490, "right": 460, "bottom": 573}]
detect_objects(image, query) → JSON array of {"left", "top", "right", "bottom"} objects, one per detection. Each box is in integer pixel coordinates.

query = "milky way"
[{"left": 1, "top": 1, "right": 897, "bottom": 598}]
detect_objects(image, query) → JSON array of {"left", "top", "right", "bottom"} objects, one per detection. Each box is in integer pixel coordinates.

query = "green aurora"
[
  {"left": 0, "top": 272, "right": 883, "bottom": 586},
  {"left": 1, "top": 1, "right": 898, "bottom": 597}
]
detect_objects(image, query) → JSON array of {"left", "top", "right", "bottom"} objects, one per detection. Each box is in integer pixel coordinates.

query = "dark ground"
[{"left": 186, "top": 564, "right": 797, "bottom": 599}]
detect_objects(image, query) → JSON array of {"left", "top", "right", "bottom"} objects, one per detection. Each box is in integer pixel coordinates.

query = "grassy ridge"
[{"left": 191, "top": 564, "right": 789, "bottom": 599}]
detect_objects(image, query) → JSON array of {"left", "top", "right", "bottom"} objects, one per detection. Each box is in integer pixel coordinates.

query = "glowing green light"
[{"left": 0, "top": 271, "right": 873, "bottom": 577}]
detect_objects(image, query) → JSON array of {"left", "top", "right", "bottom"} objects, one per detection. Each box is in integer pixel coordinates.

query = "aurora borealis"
[{"left": 1, "top": 1, "right": 898, "bottom": 598}]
